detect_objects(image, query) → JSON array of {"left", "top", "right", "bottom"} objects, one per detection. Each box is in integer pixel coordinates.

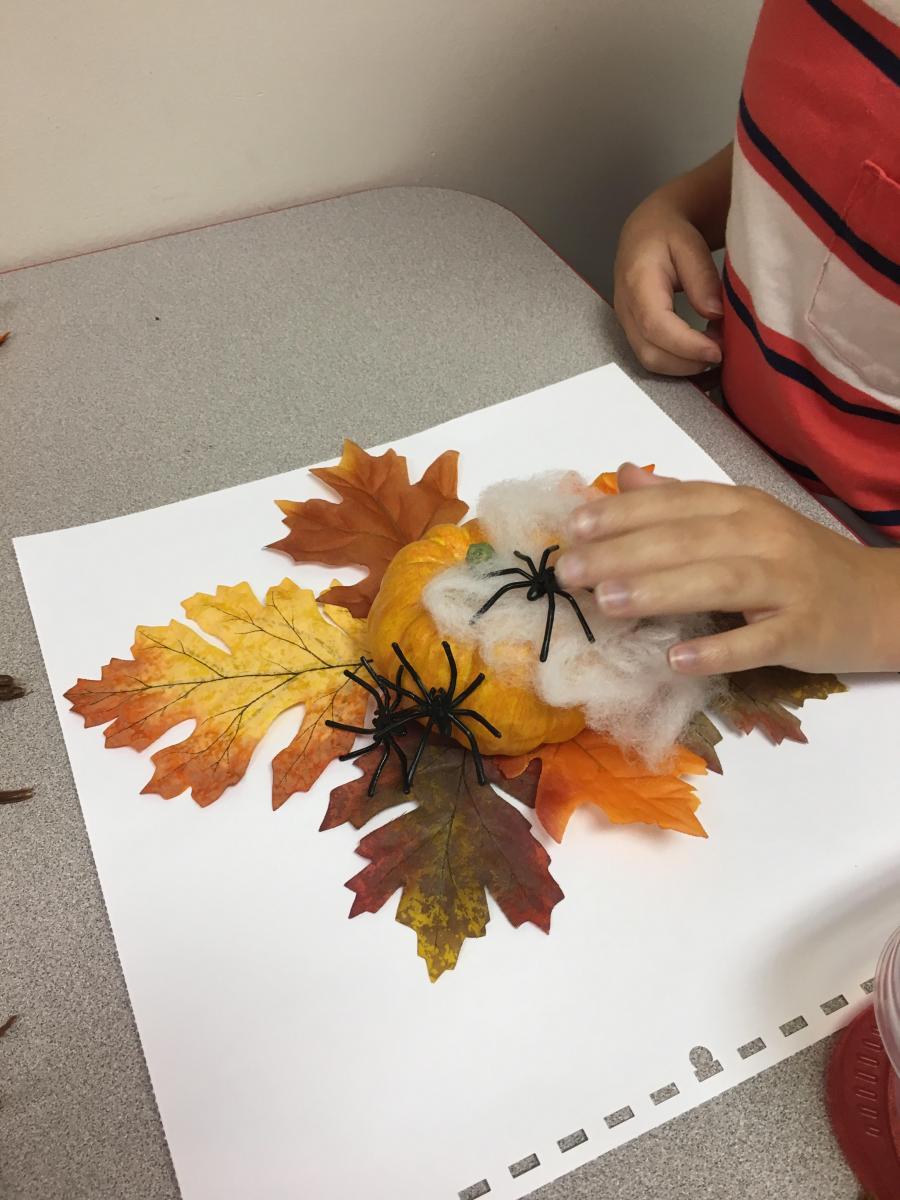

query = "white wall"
[{"left": 3, "top": 1, "right": 761, "bottom": 291}]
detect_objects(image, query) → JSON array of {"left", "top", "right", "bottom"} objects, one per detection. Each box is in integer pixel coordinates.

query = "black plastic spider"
[
  {"left": 325, "top": 658, "right": 412, "bottom": 796},
  {"left": 472, "top": 543, "right": 596, "bottom": 663},
  {"left": 326, "top": 642, "right": 501, "bottom": 794}
]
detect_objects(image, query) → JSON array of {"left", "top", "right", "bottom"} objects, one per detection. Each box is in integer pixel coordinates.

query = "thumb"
[
  {"left": 670, "top": 227, "right": 723, "bottom": 321},
  {"left": 617, "top": 462, "right": 675, "bottom": 491}
]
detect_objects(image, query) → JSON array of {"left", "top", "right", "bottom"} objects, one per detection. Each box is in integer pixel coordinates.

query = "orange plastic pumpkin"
[{"left": 366, "top": 522, "right": 584, "bottom": 756}]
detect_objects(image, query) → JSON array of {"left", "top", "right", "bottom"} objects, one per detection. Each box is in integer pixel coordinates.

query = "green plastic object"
[{"left": 466, "top": 542, "right": 495, "bottom": 566}]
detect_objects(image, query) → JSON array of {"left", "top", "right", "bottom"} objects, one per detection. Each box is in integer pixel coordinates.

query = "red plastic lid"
[{"left": 827, "top": 1004, "right": 900, "bottom": 1198}]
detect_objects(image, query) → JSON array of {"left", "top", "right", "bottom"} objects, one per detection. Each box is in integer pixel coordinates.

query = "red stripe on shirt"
[
  {"left": 743, "top": 0, "right": 900, "bottom": 198},
  {"left": 735, "top": 121, "right": 900, "bottom": 307},
  {"left": 722, "top": 261, "right": 900, "bottom": 530},
  {"left": 725, "top": 259, "right": 900, "bottom": 421}
]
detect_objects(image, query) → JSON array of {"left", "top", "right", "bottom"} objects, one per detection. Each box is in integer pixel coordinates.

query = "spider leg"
[
  {"left": 405, "top": 717, "right": 434, "bottom": 789},
  {"left": 389, "top": 735, "right": 411, "bottom": 792},
  {"left": 325, "top": 718, "right": 376, "bottom": 735},
  {"left": 484, "top": 567, "right": 531, "bottom": 580},
  {"left": 441, "top": 641, "right": 458, "bottom": 697},
  {"left": 338, "top": 740, "right": 382, "bottom": 763},
  {"left": 368, "top": 706, "right": 427, "bottom": 738},
  {"left": 390, "top": 643, "right": 429, "bottom": 701},
  {"left": 513, "top": 550, "right": 539, "bottom": 574},
  {"left": 453, "top": 708, "right": 502, "bottom": 738},
  {"left": 359, "top": 658, "right": 394, "bottom": 704},
  {"left": 453, "top": 672, "right": 486, "bottom": 704},
  {"left": 366, "top": 742, "right": 393, "bottom": 796},
  {"left": 473, "top": 579, "right": 530, "bottom": 619},
  {"left": 369, "top": 739, "right": 405, "bottom": 796},
  {"left": 538, "top": 544, "right": 560, "bottom": 573},
  {"left": 364, "top": 662, "right": 410, "bottom": 704},
  {"left": 559, "top": 589, "right": 597, "bottom": 644},
  {"left": 539, "top": 589, "right": 557, "bottom": 662},
  {"left": 447, "top": 714, "right": 489, "bottom": 785},
  {"left": 344, "top": 669, "right": 383, "bottom": 703}
]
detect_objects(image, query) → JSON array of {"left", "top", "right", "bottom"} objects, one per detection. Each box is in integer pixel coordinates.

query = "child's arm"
[
  {"left": 556, "top": 465, "right": 900, "bottom": 676},
  {"left": 614, "top": 144, "right": 733, "bottom": 376}
]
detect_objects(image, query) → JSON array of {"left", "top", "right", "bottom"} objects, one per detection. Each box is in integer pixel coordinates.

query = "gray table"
[{"left": 1, "top": 187, "right": 857, "bottom": 1200}]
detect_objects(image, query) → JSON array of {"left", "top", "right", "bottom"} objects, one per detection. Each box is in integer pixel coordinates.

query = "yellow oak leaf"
[{"left": 65, "top": 579, "right": 367, "bottom": 808}]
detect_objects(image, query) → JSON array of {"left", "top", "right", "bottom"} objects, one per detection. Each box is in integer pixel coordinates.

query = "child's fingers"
[
  {"left": 619, "top": 306, "right": 711, "bottom": 375},
  {"left": 670, "top": 229, "right": 724, "bottom": 320},
  {"left": 669, "top": 618, "right": 791, "bottom": 676},
  {"left": 557, "top": 516, "right": 748, "bottom": 586},
  {"left": 623, "top": 277, "right": 721, "bottom": 368},
  {"left": 591, "top": 558, "right": 780, "bottom": 622},
  {"left": 565, "top": 481, "right": 744, "bottom": 545},
  {"left": 617, "top": 462, "right": 674, "bottom": 489}
]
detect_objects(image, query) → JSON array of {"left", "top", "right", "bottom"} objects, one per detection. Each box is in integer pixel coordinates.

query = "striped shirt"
[{"left": 721, "top": 0, "right": 900, "bottom": 539}]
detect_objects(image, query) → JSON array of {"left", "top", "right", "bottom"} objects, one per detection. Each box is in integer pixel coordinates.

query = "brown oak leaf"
[
  {"left": 711, "top": 665, "right": 847, "bottom": 745},
  {"left": 681, "top": 711, "right": 724, "bottom": 774}
]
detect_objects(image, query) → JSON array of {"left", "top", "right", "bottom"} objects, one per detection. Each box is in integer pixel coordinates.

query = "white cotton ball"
[
  {"left": 422, "top": 472, "right": 716, "bottom": 766},
  {"left": 475, "top": 471, "right": 591, "bottom": 560}
]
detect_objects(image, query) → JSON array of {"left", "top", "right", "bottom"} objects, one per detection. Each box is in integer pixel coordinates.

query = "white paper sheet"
[{"left": 15, "top": 364, "right": 900, "bottom": 1200}]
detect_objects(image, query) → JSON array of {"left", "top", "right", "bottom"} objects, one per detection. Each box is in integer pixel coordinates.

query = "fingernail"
[
  {"left": 570, "top": 509, "right": 598, "bottom": 538},
  {"left": 556, "top": 552, "right": 586, "bottom": 585},
  {"left": 706, "top": 296, "right": 724, "bottom": 316},
  {"left": 669, "top": 644, "right": 699, "bottom": 672},
  {"left": 595, "top": 580, "right": 631, "bottom": 613},
  {"left": 702, "top": 343, "right": 722, "bottom": 364}
]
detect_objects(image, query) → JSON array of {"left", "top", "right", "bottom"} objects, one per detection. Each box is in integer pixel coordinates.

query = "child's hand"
[
  {"left": 614, "top": 197, "right": 724, "bottom": 377},
  {"left": 556, "top": 465, "right": 900, "bottom": 676}
]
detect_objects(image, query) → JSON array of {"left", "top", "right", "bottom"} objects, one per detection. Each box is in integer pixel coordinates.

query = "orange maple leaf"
[
  {"left": 65, "top": 580, "right": 367, "bottom": 809},
  {"left": 495, "top": 729, "right": 707, "bottom": 842},
  {"left": 591, "top": 464, "right": 655, "bottom": 494},
  {"left": 269, "top": 441, "right": 468, "bottom": 618}
]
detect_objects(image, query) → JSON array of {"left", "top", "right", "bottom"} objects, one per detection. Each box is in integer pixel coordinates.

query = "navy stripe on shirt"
[
  {"left": 720, "top": 386, "right": 900, "bottom": 526},
  {"left": 723, "top": 264, "right": 900, "bottom": 426},
  {"left": 805, "top": 0, "right": 900, "bottom": 88},
  {"left": 739, "top": 95, "right": 900, "bottom": 288}
]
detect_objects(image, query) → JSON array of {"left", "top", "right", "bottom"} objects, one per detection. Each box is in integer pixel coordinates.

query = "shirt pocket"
[{"left": 806, "top": 160, "right": 900, "bottom": 399}]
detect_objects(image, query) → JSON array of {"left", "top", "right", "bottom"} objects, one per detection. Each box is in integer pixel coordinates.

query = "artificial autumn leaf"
[
  {"left": 65, "top": 579, "right": 367, "bottom": 809},
  {"left": 496, "top": 729, "right": 708, "bottom": 843},
  {"left": 591, "top": 464, "right": 654, "bottom": 494},
  {"left": 321, "top": 744, "right": 540, "bottom": 832},
  {"left": 681, "top": 711, "right": 724, "bottom": 774},
  {"left": 0, "top": 332, "right": 9, "bottom": 348},
  {"left": 711, "top": 665, "right": 847, "bottom": 745},
  {"left": 269, "top": 441, "right": 469, "bottom": 618},
  {"left": 342, "top": 742, "right": 564, "bottom": 981}
]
